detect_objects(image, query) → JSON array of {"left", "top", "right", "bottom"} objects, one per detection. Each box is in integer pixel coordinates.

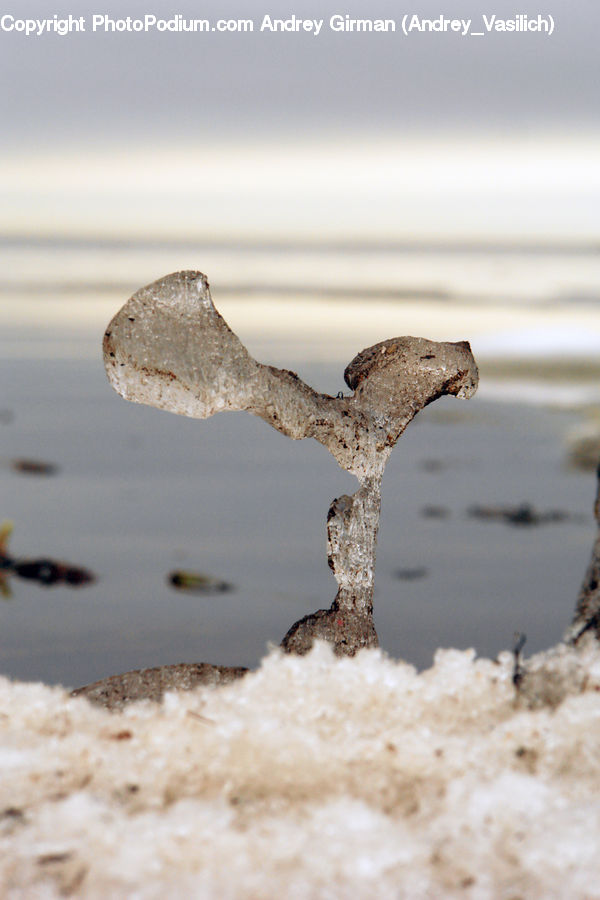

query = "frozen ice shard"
[{"left": 104, "top": 271, "right": 479, "bottom": 655}]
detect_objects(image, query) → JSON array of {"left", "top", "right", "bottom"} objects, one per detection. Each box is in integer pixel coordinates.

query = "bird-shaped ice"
[{"left": 104, "top": 271, "right": 479, "bottom": 655}]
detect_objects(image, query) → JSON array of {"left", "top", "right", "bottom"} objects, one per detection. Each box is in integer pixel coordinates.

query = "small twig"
[
  {"left": 512, "top": 631, "right": 527, "bottom": 688},
  {"left": 569, "top": 610, "right": 600, "bottom": 645},
  {"left": 186, "top": 710, "right": 216, "bottom": 725}
]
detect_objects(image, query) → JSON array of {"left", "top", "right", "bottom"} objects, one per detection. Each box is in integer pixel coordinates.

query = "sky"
[
  {"left": 0, "top": 1, "right": 598, "bottom": 244},
  {"left": 1, "top": 0, "right": 598, "bottom": 146}
]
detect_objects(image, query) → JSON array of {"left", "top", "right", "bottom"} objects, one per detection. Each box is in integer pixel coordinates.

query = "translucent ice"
[{"left": 104, "top": 271, "right": 479, "bottom": 656}]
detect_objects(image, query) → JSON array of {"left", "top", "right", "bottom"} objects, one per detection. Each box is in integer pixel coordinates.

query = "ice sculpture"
[{"left": 103, "top": 271, "right": 479, "bottom": 659}]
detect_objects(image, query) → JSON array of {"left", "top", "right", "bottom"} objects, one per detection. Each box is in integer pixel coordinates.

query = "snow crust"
[{"left": 2, "top": 640, "right": 600, "bottom": 898}]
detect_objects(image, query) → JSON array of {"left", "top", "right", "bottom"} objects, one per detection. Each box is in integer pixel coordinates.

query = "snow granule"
[{"left": 1, "top": 640, "right": 600, "bottom": 898}]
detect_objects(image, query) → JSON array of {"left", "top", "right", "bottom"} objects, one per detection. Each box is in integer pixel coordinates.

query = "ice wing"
[{"left": 103, "top": 271, "right": 262, "bottom": 419}]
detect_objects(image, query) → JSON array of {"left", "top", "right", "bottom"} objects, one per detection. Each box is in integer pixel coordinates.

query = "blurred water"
[
  {"left": 2, "top": 234, "right": 600, "bottom": 686},
  {"left": 0, "top": 345, "right": 596, "bottom": 688},
  {"left": 2, "top": 232, "right": 600, "bottom": 306}
]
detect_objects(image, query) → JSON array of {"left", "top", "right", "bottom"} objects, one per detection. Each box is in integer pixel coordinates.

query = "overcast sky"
[{"left": 1, "top": 0, "right": 598, "bottom": 148}]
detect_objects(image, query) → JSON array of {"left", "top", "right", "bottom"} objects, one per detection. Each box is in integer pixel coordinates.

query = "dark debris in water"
[
  {"left": 168, "top": 570, "right": 234, "bottom": 594},
  {"left": 467, "top": 503, "right": 585, "bottom": 528},
  {"left": 10, "top": 458, "right": 59, "bottom": 476},
  {"left": 393, "top": 566, "right": 429, "bottom": 581},
  {"left": 421, "top": 505, "right": 450, "bottom": 520},
  {"left": 0, "top": 521, "right": 95, "bottom": 595},
  {"left": 419, "top": 458, "right": 447, "bottom": 473},
  {"left": 1, "top": 556, "right": 95, "bottom": 592},
  {"left": 7, "top": 559, "right": 95, "bottom": 586}
]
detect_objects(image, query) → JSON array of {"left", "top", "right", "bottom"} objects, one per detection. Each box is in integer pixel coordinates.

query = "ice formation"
[
  {"left": 103, "top": 270, "right": 478, "bottom": 662},
  {"left": 3, "top": 640, "right": 600, "bottom": 897},
  {"left": 567, "top": 461, "right": 600, "bottom": 643}
]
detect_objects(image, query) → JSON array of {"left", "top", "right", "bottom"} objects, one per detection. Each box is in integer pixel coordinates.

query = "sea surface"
[{"left": 2, "top": 233, "right": 600, "bottom": 687}]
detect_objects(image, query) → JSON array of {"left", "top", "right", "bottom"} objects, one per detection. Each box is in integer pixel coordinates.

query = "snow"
[{"left": 2, "top": 639, "right": 600, "bottom": 897}]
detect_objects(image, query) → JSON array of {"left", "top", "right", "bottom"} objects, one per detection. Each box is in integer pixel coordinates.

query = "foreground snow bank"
[{"left": 2, "top": 640, "right": 600, "bottom": 898}]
